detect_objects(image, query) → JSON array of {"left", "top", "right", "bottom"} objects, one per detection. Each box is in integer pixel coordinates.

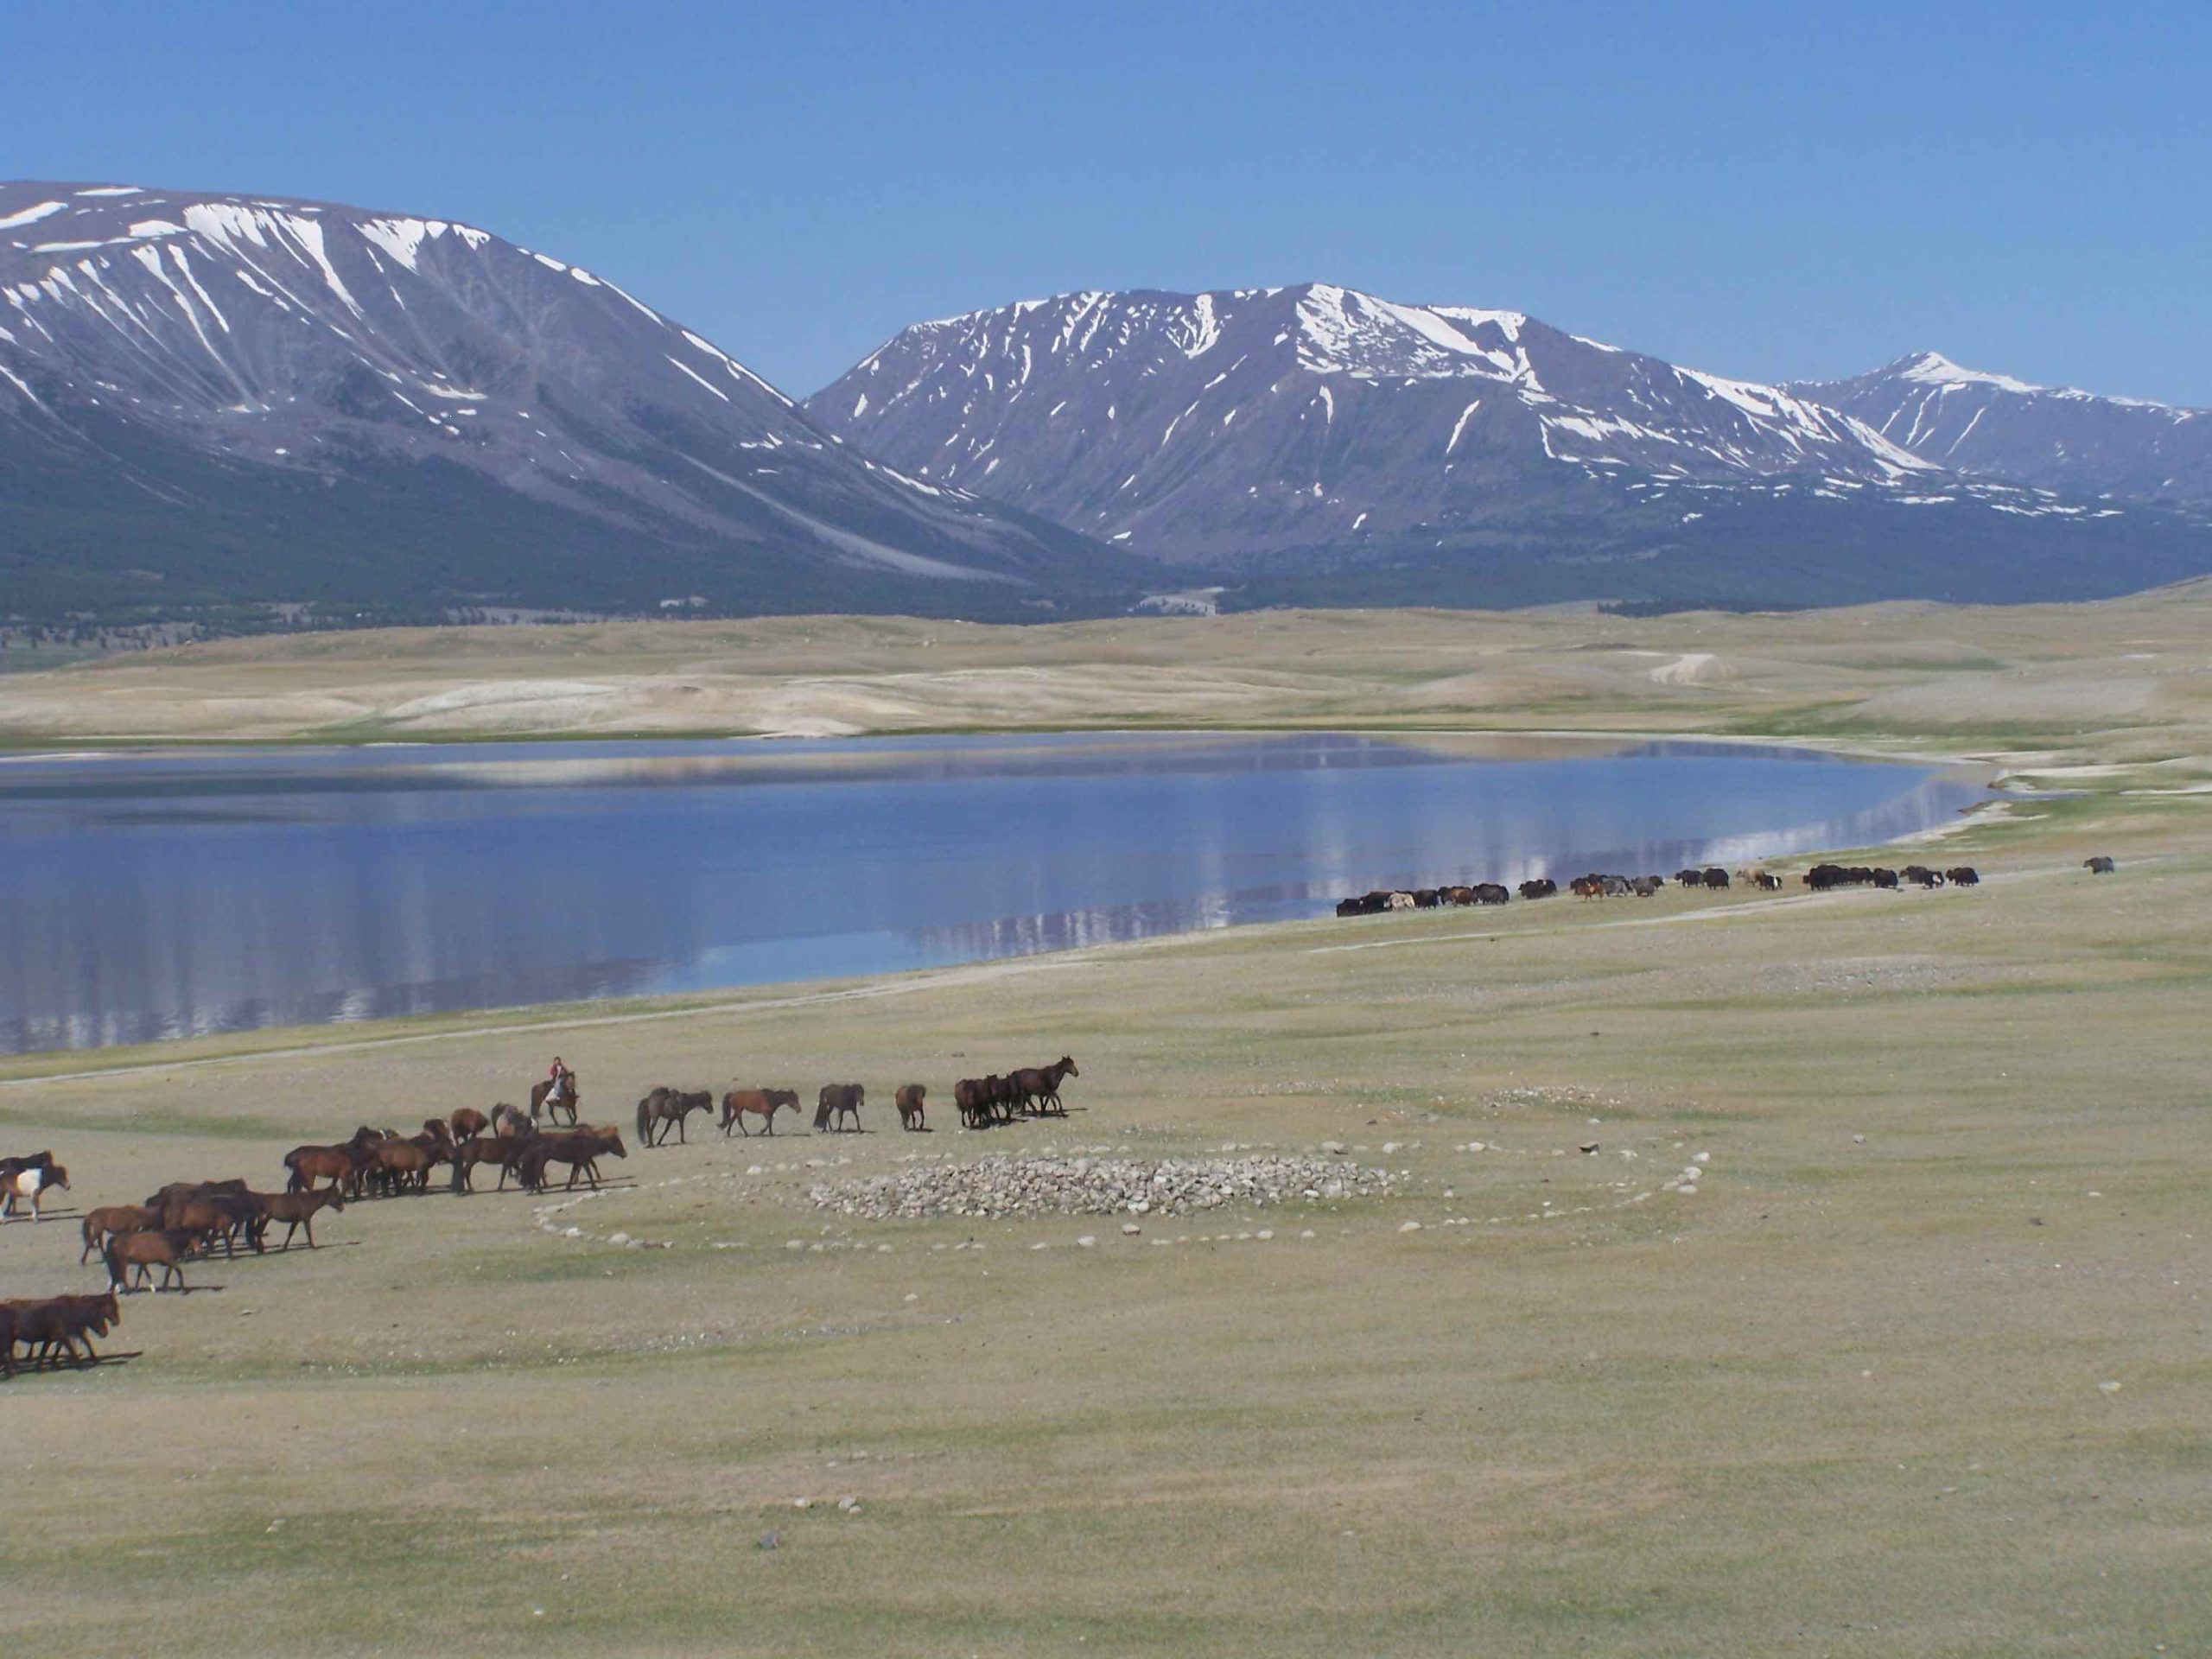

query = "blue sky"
[{"left": 7, "top": 1, "right": 2209, "bottom": 402}]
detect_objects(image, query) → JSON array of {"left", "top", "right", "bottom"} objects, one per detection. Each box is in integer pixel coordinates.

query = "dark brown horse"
[
  {"left": 953, "top": 1077, "right": 991, "bottom": 1128},
  {"left": 1011, "top": 1057, "right": 1079, "bottom": 1116},
  {"left": 636, "top": 1087, "right": 714, "bottom": 1147},
  {"left": 5, "top": 1291, "right": 118, "bottom": 1366},
  {"left": 815, "top": 1084, "right": 864, "bottom": 1133},
  {"left": 518, "top": 1126, "right": 628, "bottom": 1192},
  {"left": 894, "top": 1084, "right": 928, "bottom": 1132},
  {"left": 453, "top": 1133, "right": 536, "bottom": 1193},
  {"left": 721, "top": 1088, "right": 801, "bottom": 1136},
  {"left": 449, "top": 1106, "right": 491, "bottom": 1142},
  {"left": 531, "top": 1074, "right": 581, "bottom": 1127}
]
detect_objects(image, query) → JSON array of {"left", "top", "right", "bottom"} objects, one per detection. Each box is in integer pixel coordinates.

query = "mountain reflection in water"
[{"left": 0, "top": 732, "right": 1989, "bottom": 1054}]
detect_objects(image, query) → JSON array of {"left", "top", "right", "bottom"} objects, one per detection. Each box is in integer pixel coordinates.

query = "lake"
[{"left": 0, "top": 732, "right": 1988, "bottom": 1054}]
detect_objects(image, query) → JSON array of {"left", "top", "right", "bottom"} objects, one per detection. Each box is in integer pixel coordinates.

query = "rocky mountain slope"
[
  {"left": 1793, "top": 352, "right": 2212, "bottom": 505},
  {"left": 810, "top": 285, "right": 2212, "bottom": 609},
  {"left": 0, "top": 181, "right": 1137, "bottom": 623}
]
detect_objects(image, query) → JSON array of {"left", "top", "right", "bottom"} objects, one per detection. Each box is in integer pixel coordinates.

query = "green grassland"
[{"left": 2, "top": 593, "right": 2209, "bottom": 1654}]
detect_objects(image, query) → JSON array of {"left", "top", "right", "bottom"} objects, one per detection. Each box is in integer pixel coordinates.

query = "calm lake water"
[{"left": 0, "top": 732, "right": 1987, "bottom": 1054}]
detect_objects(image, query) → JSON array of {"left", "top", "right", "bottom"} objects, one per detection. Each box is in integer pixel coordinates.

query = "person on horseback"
[{"left": 547, "top": 1056, "right": 573, "bottom": 1106}]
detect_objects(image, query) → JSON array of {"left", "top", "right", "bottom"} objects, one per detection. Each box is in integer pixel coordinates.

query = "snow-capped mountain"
[
  {"left": 0, "top": 181, "right": 1131, "bottom": 620},
  {"left": 1792, "top": 352, "right": 2212, "bottom": 505},
  {"left": 808, "top": 285, "right": 2212, "bottom": 608},
  {"left": 810, "top": 284, "right": 1940, "bottom": 560}
]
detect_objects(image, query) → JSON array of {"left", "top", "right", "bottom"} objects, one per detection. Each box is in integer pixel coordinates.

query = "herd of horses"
[
  {"left": 1337, "top": 861, "right": 1995, "bottom": 914},
  {"left": 3, "top": 1051, "right": 1085, "bottom": 1372}
]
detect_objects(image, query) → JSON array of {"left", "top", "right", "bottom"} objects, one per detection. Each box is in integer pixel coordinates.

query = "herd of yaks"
[
  {"left": 1336, "top": 861, "right": 2005, "bottom": 914},
  {"left": 1, "top": 1053, "right": 1085, "bottom": 1374}
]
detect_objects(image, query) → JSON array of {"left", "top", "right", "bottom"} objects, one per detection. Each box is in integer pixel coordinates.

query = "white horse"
[{"left": 1, "top": 1163, "right": 68, "bottom": 1220}]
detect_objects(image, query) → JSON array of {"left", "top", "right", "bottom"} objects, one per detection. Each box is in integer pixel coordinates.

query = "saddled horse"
[
  {"left": 1, "top": 1162, "right": 68, "bottom": 1220},
  {"left": 815, "top": 1083, "right": 864, "bottom": 1134},
  {"left": 636, "top": 1087, "right": 714, "bottom": 1147},
  {"left": 518, "top": 1126, "right": 627, "bottom": 1192},
  {"left": 531, "top": 1074, "right": 581, "bottom": 1127},
  {"left": 895, "top": 1084, "right": 928, "bottom": 1132},
  {"left": 721, "top": 1088, "right": 801, "bottom": 1136},
  {"left": 1011, "top": 1057, "right": 1079, "bottom": 1117}
]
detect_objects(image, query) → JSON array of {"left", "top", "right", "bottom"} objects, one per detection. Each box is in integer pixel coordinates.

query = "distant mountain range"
[
  {"left": 811, "top": 285, "right": 2212, "bottom": 611},
  {"left": 0, "top": 181, "right": 1140, "bottom": 625},
  {"left": 4, "top": 182, "right": 2209, "bottom": 626},
  {"left": 1790, "top": 352, "right": 2212, "bottom": 505}
]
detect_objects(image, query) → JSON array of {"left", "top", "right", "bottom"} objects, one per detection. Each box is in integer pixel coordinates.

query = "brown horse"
[
  {"left": 531, "top": 1074, "right": 581, "bottom": 1127},
  {"left": 6, "top": 1291, "right": 118, "bottom": 1367},
  {"left": 491, "top": 1103, "right": 532, "bottom": 1139},
  {"left": 1, "top": 1162, "right": 68, "bottom": 1220},
  {"left": 249, "top": 1186, "right": 346, "bottom": 1249},
  {"left": 721, "top": 1088, "right": 801, "bottom": 1136},
  {"left": 518, "top": 1126, "right": 627, "bottom": 1192},
  {"left": 80, "top": 1204, "right": 161, "bottom": 1264},
  {"left": 449, "top": 1106, "right": 491, "bottom": 1142},
  {"left": 815, "top": 1084, "right": 864, "bottom": 1134},
  {"left": 1011, "top": 1058, "right": 1079, "bottom": 1116},
  {"left": 953, "top": 1077, "right": 990, "bottom": 1129},
  {"left": 636, "top": 1087, "right": 714, "bottom": 1147},
  {"left": 105, "top": 1230, "right": 200, "bottom": 1294},
  {"left": 895, "top": 1084, "right": 928, "bottom": 1132},
  {"left": 449, "top": 1133, "right": 539, "bottom": 1193}
]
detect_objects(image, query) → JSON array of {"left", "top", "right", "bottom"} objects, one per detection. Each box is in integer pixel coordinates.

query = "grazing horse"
[
  {"left": 449, "top": 1107, "right": 491, "bottom": 1142},
  {"left": 816, "top": 1084, "right": 865, "bottom": 1133},
  {"left": 636, "top": 1088, "right": 714, "bottom": 1147},
  {"left": 1, "top": 1162, "right": 67, "bottom": 1220},
  {"left": 1012, "top": 1057, "right": 1079, "bottom": 1116},
  {"left": 250, "top": 1186, "right": 346, "bottom": 1249},
  {"left": 531, "top": 1074, "right": 581, "bottom": 1127},
  {"left": 518, "top": 1127, "right": 627, "bottom": 1192},
  {"left": 105, "top": 1230, "right": 200, "bottom": 1294},
  {"left": 721, "top": 1089, "right": 801, "bottom": 1136},
  {"left": 895, "top": 1084, "right": 928, "bottom": 1132}
]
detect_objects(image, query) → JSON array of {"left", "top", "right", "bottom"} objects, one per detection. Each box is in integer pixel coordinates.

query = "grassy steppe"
[{"left": 2, "top": 592, "right": 2209, "bottom": 1656}]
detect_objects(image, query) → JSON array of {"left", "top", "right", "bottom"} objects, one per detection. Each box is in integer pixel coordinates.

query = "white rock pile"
[{"left": 808, "top": 1154, "right": 1396, "bottom": 1221}]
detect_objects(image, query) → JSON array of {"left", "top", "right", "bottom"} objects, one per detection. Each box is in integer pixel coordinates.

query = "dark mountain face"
[
  {"left": 1791, "top": 353, "right": 2212, "bottom": 506},
  {"left": 0, "top": 182, "right": 1137, "bottom": 622},
  {"left": 807, "top": 285, "right": 2212, "bottom": 609}
]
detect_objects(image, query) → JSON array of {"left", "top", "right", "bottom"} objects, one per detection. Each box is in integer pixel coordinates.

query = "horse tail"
[
  {"left": 636, "top": 1096, "right": 651, "bottom": 1144},
  {"left": 101, "top": 1238, "right": 124, "bottom": 1292},
  {"left": 80, "top": 1211, "right": 100, "bottom": 1260}
]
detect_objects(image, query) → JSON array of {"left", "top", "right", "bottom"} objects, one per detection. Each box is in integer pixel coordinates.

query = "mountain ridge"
[{"left": 0, "top": 180, "right": 1144, "bottom": 624}]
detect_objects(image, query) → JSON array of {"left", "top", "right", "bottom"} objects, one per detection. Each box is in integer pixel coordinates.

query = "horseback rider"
[{"left": 546, "top": 1056, "right": 573, "bottom": 1104}]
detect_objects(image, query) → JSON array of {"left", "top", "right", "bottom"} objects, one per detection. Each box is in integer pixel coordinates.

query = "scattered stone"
[
  {"left": 2098, "top": 1380, "right": 2122, "bottom": 1395},
  {"left": 758, "top": 1531, "right": 781, "bottom": 1551},
  {"left": 1579, "top": 1142, "right": 1599, "bottom": 1154},
  {"left": 1076, "top": 1236, "right": 1098, "bottom": 1249},
  {"left": 1852, "top": 1135, "right": 1866, "bottom": 1145},
  {"left": 808, "top": 1154, "right": 1395, "bottom": 1221},
  {"left": 1399, "top": 1220, "right": 1421, "bottom": 1233},
  {"left": 1121, "top": 1223, "right": 1141, "bottom": 1235}
]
